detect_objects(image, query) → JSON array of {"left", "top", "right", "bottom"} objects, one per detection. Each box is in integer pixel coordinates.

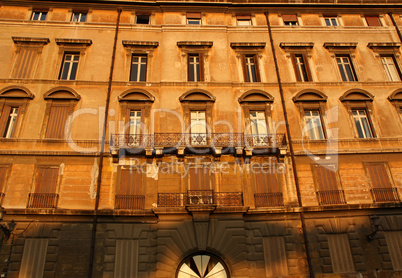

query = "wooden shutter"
[
  {"left": 36, "top": 167, "right": 58, "bottom": 194},
  {"left": 120, "top": 168, "right": 142, "bottom": 195},
  {"left": 237, "top": 15, "right": 251, "bottom": 20},
  {"left": 0, "top": 105, "right": 12, "bottom": 137},
  {"left": 313, "top": 165, "right": 338, "bottom": 191},
  {"left": 384, "top": 231, "right": 402, "bottom": 270},
  {"left": 241, "top": 55, "right": 249, "bottom": 82},
  {"left": 12, "top": 48, "right": 39, "bottom": 79},
  {"left": 263, "top": 237, "right": 289, "bottom": 277},
  {"left": 189, "top": 167, "right": 210, "bottom": 190},
  {"left": 366, "top": 163, "right": 392, "bottom": 188},
  {"left": 327, "top": 234, "right": 355, "bottom": 273},
  {"left": 199, "top": 53, "right": 204, "bottom": 81},
  {"left": 187, "top": 12, "right": 201, "bottom": 19},
  {"left": 253, "top": 54, "right": 261, "bottom": 82},
  {"left": 0, "top": 166, "right": 8, "bottom": 192},
  {"left": 282, "top": 14, "right": 297, "bottom": 21},
  {"left": 45, "top": 104, "right": 70, "bottom": 139},
  {"left": 115, "top": 240, "right": 139, "bottom": 278},
  {"left": 366, "top": 16, "right": 381, "bottom": 26},
  {"left": 255, "top": 171, "right": 279, "bottom": 193},
  {"left": 20, "top": 239, "right": 48, "bottom": 278}
]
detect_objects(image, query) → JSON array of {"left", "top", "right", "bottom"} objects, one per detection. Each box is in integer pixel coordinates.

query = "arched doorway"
[{"left": 176, "top": 253, "right": 229, "bottom": 278}]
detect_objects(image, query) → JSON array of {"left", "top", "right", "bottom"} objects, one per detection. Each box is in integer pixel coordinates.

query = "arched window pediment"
[
  {"left": 118, "top": 89, "right": 155, "bottom": 102},
  {"left": 179, "top": 89, "right": 215, "bottom": 102},
  {"left": 238, "top": 90, "right": 273, "bottom": 103},
  {"left": 340, "top": 89, "right": 374, "bottom": 102},
  {"left": 44, "top": 87, "right": 81, "bottom": 100},
  {"left": 293, "top": 90, "right": 327, "bottom": 102},
  {"left": 388, "top": 89, "right": 402, "bottom": 102},
  {"left": 0, "top": 86, "right": 34, "bottom": 99}
]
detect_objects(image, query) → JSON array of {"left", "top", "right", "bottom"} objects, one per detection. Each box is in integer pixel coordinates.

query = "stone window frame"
[
  {"left": 323, "top": 42, "right": 360, "bottom": 82},
  {"left": 292, "top": 90, "right": 329, "bottom": 141},
  {"left": 320, "top": 14, "right": 342, "bottom": 27},
  {"left": 69, "top": 9, "right": 91, "bottom": 23},
  {"left": 367, "top": 42, "right": 402, "bottom": 81},
  {"left": 123, "top": 41, "right": 159, "bottom": 83},
  {"left": 177, "top": 41, "right": 213, "bottom": 82},
  {"left": 362, "top": 14, "right": 385, "bottom": 27},
  {"left": 280, "top": 43, "right": 315, "bottom": 82},
  {"left": 388, "top": 89, "right": 402, "bottom": 123},
  {"left": 0, "top": 86, "right": 35, "bottom": 139},
  {"left": 55, "top": 38, "right": 92, "bottom": 81},
  {"left": 40, "top": 87, "right": 81, "bottom": 140},
  {"left": 235, "top": 14, "right": 254, "bottom": 26},
  {"left": 186, "top": 12, "right": 202, "bottom": 25},
  {"left": 118, "top": 89, "right": 155, "bottom": 135},
  {"left": 11, "top": 37, "right": 50, "bottom": 79},
  {"left": 230, "top": 42, "right": 266, "bottom": 83},
  {"left": 339, "top": 89, "right": 378, "bottom": 139},
  {"left": 280, "top": 13, "right": 301, "bottom": 26}
]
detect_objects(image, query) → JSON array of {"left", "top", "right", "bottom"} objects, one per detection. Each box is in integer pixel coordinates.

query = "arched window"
[
  {"left": 388, "top": 89, "right": 402, "bottom": 122},
  {"left": 41, "top": 87, "right": 80, "bottom": 139},
  {"left": 0, "top": 86, "right": 34, "bottom": 138},
  {"left": 176, "top": 252, "right": 229, "bottom": 278}
]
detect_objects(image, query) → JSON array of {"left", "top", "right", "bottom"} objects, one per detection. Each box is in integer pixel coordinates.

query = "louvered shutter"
[
  {"left": 12, "top": 48, "right": 39, "bottom": 79},
  {"left": 263, "top": 237, "right": 289, "bottom": 276},
  {"left": 115, "top": 240, "right": 139, "bottom": 278},
  {"left": 36, "top": 167, "right": 58, "bottom": 193},
  {"left": 367, "top": 163, "right": 392, "bottom": 188},
  {"left": 45, "top": 104, "right": 70, "bottom": 139},
  {"left": 385, "top": 231, "right": 402, "bottom": 270},
  {"left": 328, "top": 234, "right": 355, "bottom": 273},
  {"left": 366, "top": 16, "right": 381, "bottom": 26},
  {"left": 314, "top": 165, "right": 338, "bottom": 191},
  {"left": 19, "top": 239, "right": 48, "bottom": 278},
  {"left": 282, "top": 14, "right": 297, "bottom": 21}
]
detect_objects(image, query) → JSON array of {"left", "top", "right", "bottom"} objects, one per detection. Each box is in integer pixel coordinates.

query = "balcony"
[
  {"left": 316, "top": 190, "right": 347, "bottom": 206},
  {"left": 370, "top": 188, "right": 400, "bottom": 203},
  {"left": 157, "top": 191, "right": 243, "bottom": 207},
  {"left": 110, "top": 133, "right": 286, "bottom": 157},
  {"left": 115, "top": 195, "right": 145, "bottom": 210},
  {"left": 254, "top": 192, "right": 284, "bottom": 208},
  {"left": 27, "top": 193, "right": 58, "bottom": 209}
]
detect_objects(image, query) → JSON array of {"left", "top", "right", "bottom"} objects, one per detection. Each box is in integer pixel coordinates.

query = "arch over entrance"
[{"left": 176, "top": 252, "right": 229, "bottom": 278}]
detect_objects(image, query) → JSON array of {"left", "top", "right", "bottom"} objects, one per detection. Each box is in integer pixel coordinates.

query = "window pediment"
[
  {"left": 55, "top": 38, "right": 92, "bottom": 47},
  {"left": 230, "top": 42, "right": 266, "bottom": 51},
  {"left": 280, "top": 42, "right": 314, "bottom": 53},
  {"left": 368, "top": 42, "right": 401, "bottom": 55},
  {"left": 118, "top": 89, "right": 155, "bottom": 102},
  {"left": 340, "top": 89, "right": 374, "bottom": 102},
  {"left": 323, "top": 42, "right": 357, "bottom": 53},
  {"left": 122, "top": 41, "right": 159, "bottom": 49},
  {"left": 388, "top": 89, "right": 402, "bottom": 102},
  {"left": 179, "top": 90, "right": 215, "bottom": 102},
  {"left": 177, "top": 41, "right": 213, "bottom": 51},
  {"left": 0, "top": 86, "right": 34, "bottom": 99},
  {"left": 44, "top": 87, "right": 80, "bottom": 100},
  {"left": 12, "top": 37, "right": 49, "bottom": 46},
  {"left": 239, "top": 90, "right": 273, "bottom": 103},
  {"left": 293, "top": 90, "right": 327, "bottom": 102}
]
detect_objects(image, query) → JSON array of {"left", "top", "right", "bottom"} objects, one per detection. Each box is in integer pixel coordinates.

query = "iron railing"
[
  {"left": 111, "top": 133, "right": 286, "bottom": 149},
  {"left": 316, "top": 190, "right": 347, "bottom": 205},
  {"left": 254, "top": 192, "right": 284, "bottom": 208},
  {"left": 27, "top": 193, "right": 58, "bottom": 208},
  {"left": 370, "top": 188, "right": 400, "bottom": 203},
  {"left": 115, "top": 195, "right": 145, "bottom": 210},
  {"left": 157, "top": 191, "right": 244, "bottom": 207}
]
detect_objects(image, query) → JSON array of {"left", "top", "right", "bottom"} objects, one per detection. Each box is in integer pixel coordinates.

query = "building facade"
[{"left": 0, "top": 0, "right": 401, "bottom": 277}]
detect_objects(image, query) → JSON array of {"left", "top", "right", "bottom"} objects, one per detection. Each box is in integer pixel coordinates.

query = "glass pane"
[
  {"left": 338, "top": 63, "right": 347, "bottom": 81},
  {"left": 80, "top": 13, "right": 87, "bottom": 22},
  {"left": 325, "top": 18, "right": 331, "bottom": 26},
  {"left": 40, "top": 12, "right": 47, "bottom": 20},
  {"left": 61, "top": 63, "right": 70, "bottom": 80},
  {"left": 130, "top": 64, "right": 138, "bottom": 81},
  {"left": 354, "top": 117, "right": 364, "bottom": 138},
  {"left": 345, "top": 64, "right": 355, "bottom": 81},
  {"left": 331, "top": 18, "right": 338, "bottom": 26},
  {"left": 361, "top": 117, "right": 373, "bottom": 138},
  {"left": 70, "top": 62, "right": 78, "bottom": 80}
]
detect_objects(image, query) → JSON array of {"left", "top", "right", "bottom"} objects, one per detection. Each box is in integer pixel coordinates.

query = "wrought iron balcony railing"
[
  {"left": 157, "top": 191, "right": 244, "bottom": 207},
  {"left": 111, "top": 133, "right": 286, "bottom": 149},
  {"left": 254, "top": 192, "right": 284, "bottom": 208},
  {"left": 370, "top": 187, "right": 400, "bottom": 203},
  {"left": 27, "top": 193, "right": 59, "bottom": 209},
  {"left": 316, "top": 190, "right": 347, "bottom": 205},
  {"left": 115, "top": 195, "right": 145, "bottom": 210}
]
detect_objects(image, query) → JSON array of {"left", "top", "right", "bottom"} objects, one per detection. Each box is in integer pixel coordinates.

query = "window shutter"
[
  {"left": 385, "top": 231, "right": 402, "bottom": 270},
  {"left": 36, "top": 167, "right": 58, "bottom": 194},
  {"left": 237, "top": 15, "right": 251, "bottom": 20},
  {"left": 282, "top": 14, "right": 297, "bottom": 21},
  {"left": 314, "top": 165, "right": 338, "bottom": 191},
  {"left": 0, "top": 105, "right": 12, "bottom": 137},
  {"left": 115, "top": 240, "right": 139, "bottom": 278},
  {"left": 20, "top": 239, "right": 48, "bottom": 278},
  {"left": 367, "top": 163, "right": 391, "bottom": 188},
  {"left": 199, "top": 53, "right": 205, "bottom": 81},
  {"left": 366, "top": 16, "right": 381, "bottom": 26},
  {"left": 0, "top": 166, "right": 8, "bottom": 192},
  {"left": 120, "top": 169, "right": 142, "bottom": 195},
  {"left": 187, "top": 12, "right": 201, "bottom": 19},
  {"left": 263, "top": 237, "right": 289, "bottom": 277},
  {"left": 253, "top": 54, "right": 261, "bottom": 82},
  {"left": 45, "top": 104, "right": 70, "bottom": 139},
  {"left": 241, "top": 55, "right": 249, "bottom": 82},
  {"left": 189, "top": 167, "right": 210, "bottom": 190},
  {"left": 12, "top": 48, "right": 39, "bottom": 79},
  {"left": 255, "top": 171, "right": 278, "bottom": 193},
  {"left": 291, "top": 54, "right": 301, "bottom": 82},
  {"left": 327, "top": 234, "right": 355, "bottom": 273}
]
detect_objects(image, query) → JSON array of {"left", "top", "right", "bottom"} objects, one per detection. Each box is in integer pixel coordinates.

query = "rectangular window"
[
  {"left": 71, "top": 12, "right": 87, "bottom": 22},
  {"left": 115, "top": 240, "right": 139, "bottom": 278},
  {"left": 366, "top": 16, "right": 381, "bottom": 26},
  {"left": 292, "top": 54, "right": 311, "bottom": 82},
  {"left": 0, "top": 106, "right": 19, "bottom": 138},
  {"left": 187, "top": 13, "right": 201, "bottom": 25},
  {"left": 236, "top": 15, "right": 251, "bottom": 26},
  {"left": 27, "top": 166, "right": 59, "bottom": 208},
  {"left": 128, "top": 110, "right": 142, "bottom": 135},
  {"left": 313, "top": 165, "right": 346, "bottom": 205},
  {"left": 325, "top": 17, "right": 338, "bottom": 26},
  {"left": 243, "top": 55, "right": 259, "bottom": 82},
  {"left": 381, "top": 56, "right": 401, "bottom": 81},
  {"left": 31, "top": 11, "right": 47, "bottom": 21},
  {"left": 254, "top": 170, "right": 283, "bottom": 207},
  {"left": 59, "top": 53, "right": 79, "bottom": 80},
  {"left": 250, "top": 111, "right": 268, "bottom": 146},
  {"left": 45, "top": 104, "right": 70, "bottom": 139},
  {"left": 283, "top": 14, "right": 298, "bottom": 26},
  {"left": 328, "top": 234, "right": 355, "bottom": 273},
  {"left": 263, "top": 237, "right": 288, "bottom": 277},
  {"left": 20, "top": 239, "right": 48, "bottom": 277},
  {"left": 384, "top": 231, "right": 402, "bottom": 270},
  {"left": 188, "top": 167, "right": 212, "bottom": 204},
  {"left": 352, "top": 109, "right": 373, "bottom": 138},
  {"left": 130, "top": 55, "right": 147, "bottom": 82},
  {"left": 366, "top": 163, "right": 399, "bottom": 203},
  {"left": 136, "top": 14, "right": 149, "bottom": 24},
  {"left": 336, "top": 55, "right": 357, "bottom": 81},
  {"left": 304, "top": 110, "right": 325, "bottom": 140},
  {"left": 188, "top": 54, "right": 204, "bottom": 82},
  {"left": 116, "top": 168, "right": 144, "bottom": 209},
  {"left": 11, "top": 48, "right": 40, "bottom": 79}
]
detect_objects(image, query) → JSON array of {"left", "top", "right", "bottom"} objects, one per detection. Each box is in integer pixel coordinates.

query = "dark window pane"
[
  {"left": 139, "top": 64, "right": 146, "bottom": 81},
  {"left": 80, "top": 13, "right": 87, "bottom": 22},
  {"left": 131, "top": 64, "right": 139, "bottom": 81},
  {"left": 61, "top": 63, "right": 70, "bottom": 80},
  {"left": 70, "top": 63, "right": 78, "bottom": 80}
]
